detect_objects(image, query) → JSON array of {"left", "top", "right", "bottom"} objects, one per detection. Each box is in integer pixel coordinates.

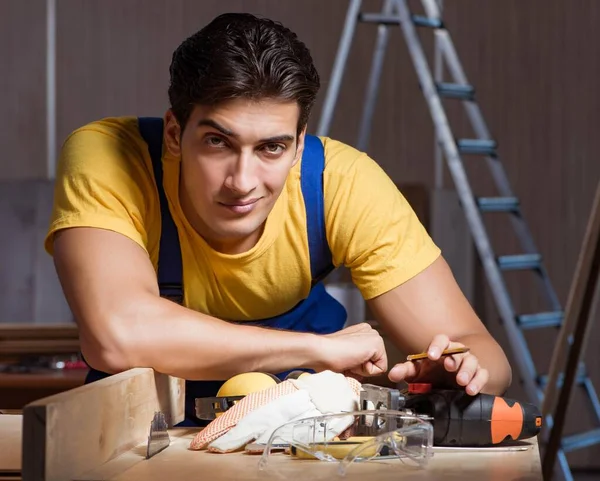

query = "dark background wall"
[{"left": 1, "top": 0, "right": 599, "bottom": 469}]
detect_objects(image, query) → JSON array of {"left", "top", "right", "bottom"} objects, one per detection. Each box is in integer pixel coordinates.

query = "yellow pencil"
[{"left": 406, "top": 346, "right": 470, "bottom": 361}]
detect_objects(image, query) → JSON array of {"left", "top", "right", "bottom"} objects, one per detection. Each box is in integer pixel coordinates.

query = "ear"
[
  {"left": 292, "top": 126, "right": 307, "bottom": 167},
  {"left": 164, "top": 109, "right": 182, "bottom": 157}
]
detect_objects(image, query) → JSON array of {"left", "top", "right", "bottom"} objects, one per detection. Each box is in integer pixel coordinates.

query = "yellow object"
[
  {"left": 214, "top": 372, "right": 279, "bottom": 418},
  {"left": 217, "top": 372, "right": 279, "bottom": 398},
  {"left": 407, "top": 346, "right": 470, "bottom": 361},
  {"left": 290, "top": 440, "right": 377, "bottom": 460},
  {"left": 290, "top": 434, "right": 406, "bottom": 460},
  {"left": 44, "top": 117, "right": 441, "bottom": 318},
  {"left": 285, "top": 370, "right": 312, "bottom": 380}
]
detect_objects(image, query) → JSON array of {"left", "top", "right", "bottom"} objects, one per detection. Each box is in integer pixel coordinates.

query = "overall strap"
[
  {"left": 301, "top": 134, "right": 334, "bottom": 285},
  {"left": 138, "top": 117, "right": 184, "bottom": 303}
]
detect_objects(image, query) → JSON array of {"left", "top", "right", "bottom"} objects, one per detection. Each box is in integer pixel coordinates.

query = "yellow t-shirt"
[{"left": 45, "top": 116, "right": 441, "bottom": 321}]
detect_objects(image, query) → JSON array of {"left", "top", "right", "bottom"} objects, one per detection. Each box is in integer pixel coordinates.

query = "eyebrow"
[{"left": 197, "top": 119, "right": 295, "bottom": 143}]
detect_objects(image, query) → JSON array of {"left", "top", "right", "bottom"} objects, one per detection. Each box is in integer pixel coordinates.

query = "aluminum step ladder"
[{"left": 316, "top": 1, "right": 600, "bottom": 480}]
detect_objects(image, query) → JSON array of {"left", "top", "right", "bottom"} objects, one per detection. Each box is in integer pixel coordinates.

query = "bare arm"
[
  {"left": 53, "top": 227, "right": 387, "bottom": 380},
  {"left": 367, "top": 255, "right": 512, "bottom": 395}
]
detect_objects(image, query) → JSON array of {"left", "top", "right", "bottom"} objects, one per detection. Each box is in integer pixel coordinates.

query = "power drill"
[{"left": 359, "top": 383, "right": 542, "bottom": 447}]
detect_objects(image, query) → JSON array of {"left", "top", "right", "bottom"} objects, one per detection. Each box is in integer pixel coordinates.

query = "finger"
[
  {"left": 444, "top": 355, "right": 458, "bottom": 372},
  {"left": 443, "top": 348, "right": 471, "bottom": 372},
  {"left": 388, "top": 361, "right": 419, "bottom": 382},
  {"left": 466, "top": 367, "right": 489, "bottom": 396},
  {"left": 427, "top": 334, "right": 451, "bottom": 360},
  {"left": 362, "top": 362, "right": 384, "bottom": 377},
  {"left": 455, "top": 353, "right": 480, "bottom": 387},
  {"left": 362, "top": 350, "right": 388, "bottom": 376}
]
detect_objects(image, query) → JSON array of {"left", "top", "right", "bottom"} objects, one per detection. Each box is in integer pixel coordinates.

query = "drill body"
[{"left": 398, "top": 383, "right": 542, "bottom": 446}]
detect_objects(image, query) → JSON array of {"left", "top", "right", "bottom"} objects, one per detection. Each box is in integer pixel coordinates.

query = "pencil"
[{"left": 406, "top": 346, "right": 470, "bottom": 361}]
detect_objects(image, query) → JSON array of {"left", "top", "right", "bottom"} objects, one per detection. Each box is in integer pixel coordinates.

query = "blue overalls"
[{"left": 84, "top": 117, "right": 348, "bottom": 426}]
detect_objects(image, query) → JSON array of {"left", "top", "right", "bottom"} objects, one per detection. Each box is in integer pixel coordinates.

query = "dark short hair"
[{"left": 168, "top": 13, "right": 320, "bottom": 136}]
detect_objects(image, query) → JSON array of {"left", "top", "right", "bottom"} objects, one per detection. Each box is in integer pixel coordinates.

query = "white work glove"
[{"left": 207, "top": 370, "right": 360, "bottom": 453}]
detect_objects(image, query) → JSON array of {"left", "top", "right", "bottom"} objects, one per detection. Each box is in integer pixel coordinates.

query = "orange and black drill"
[{"left": 359, "top": 383, "right": 543, "bottom": 447}]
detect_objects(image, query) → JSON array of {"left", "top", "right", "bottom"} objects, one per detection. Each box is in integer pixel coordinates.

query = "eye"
[
  {"left": 205, "top": 135, "right": 226, "bottom": 147},
  {"left": 262, "top": 143, "right": 285, "bottom": 154}
]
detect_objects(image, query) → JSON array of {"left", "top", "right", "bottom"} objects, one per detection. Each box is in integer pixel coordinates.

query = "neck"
[{"left": 207, "top": 227, "right": 264, "bottom": 255}]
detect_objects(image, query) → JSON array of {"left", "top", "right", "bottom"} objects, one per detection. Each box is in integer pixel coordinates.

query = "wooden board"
[
  {"left": 76, "top": 429, "right": 543, "bottom": 481},
  {"left": 0, "top": 414, "right": 22, "bottom": 479},
  {"left": 22, "top": 368, "right": 185, "bottom": 481}
]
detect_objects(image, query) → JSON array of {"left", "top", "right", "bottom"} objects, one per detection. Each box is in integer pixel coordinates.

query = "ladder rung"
[
  {"left": 411, "top": 15, "right": 443, "bottom": 29},
  {"left": 517, "top": 311, "right": 564, "bottom": 329},
  {"left": 562, "top": 428, "right": 600, "bottom": 453},
  {"left": 436, "top": 82, "right": 475, "bottom": 100},
  {"left": 358, "top": 13, "right": 401, "bottom": 25},
  {"left": 457, "top": 139, "right": 497, "bottom": 156},
  {"left": 477, "top": 197, "right": 520, "bottom": 213},
  {"left": 497, "top": 254, "right": 542, "bottom": 271},
  {"left": 358, "top": 13, "right": 442, "bottom": 29}
]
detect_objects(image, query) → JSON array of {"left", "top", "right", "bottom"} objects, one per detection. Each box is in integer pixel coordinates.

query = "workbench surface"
[
  {"left": 81, "top": 428, "right": 543, "bottom": 481},
  {"left": 2, "top": 415, "right": 543, "bottom": 481}
]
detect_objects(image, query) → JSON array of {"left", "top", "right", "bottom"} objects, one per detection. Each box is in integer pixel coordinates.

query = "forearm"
[
  {"left": 81, "top": 293, "right": 320, "bottom": 380},
  {"left": 454, "top": 332, "right": 512, "bottom": 395}
]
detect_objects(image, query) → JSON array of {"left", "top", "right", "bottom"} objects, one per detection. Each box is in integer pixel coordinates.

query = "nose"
[{"left": 224, "top": 150, "right": 258, "bottom": 195}]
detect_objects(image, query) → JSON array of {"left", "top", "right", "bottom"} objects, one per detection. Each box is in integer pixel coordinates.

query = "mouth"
[{"left": 218, "top": 198, "right": 260, "bottom": 214}]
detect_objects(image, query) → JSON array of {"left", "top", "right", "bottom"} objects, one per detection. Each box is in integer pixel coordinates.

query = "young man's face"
[{"left": 165, "top": 98, "right": 305, "bottom": 253}]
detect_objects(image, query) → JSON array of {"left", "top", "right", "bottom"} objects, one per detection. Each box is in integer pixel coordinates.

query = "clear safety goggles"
[{"left": 257, "top": 409, "right": 434, "bottom": 478}]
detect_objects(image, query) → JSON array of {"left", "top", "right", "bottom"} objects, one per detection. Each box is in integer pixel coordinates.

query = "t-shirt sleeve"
[
  {"left": 323, "top": 139, "right": 441, "bottom": 300},
  {"left": 44, "top": 117, "right": 159, "bottom": 264}
]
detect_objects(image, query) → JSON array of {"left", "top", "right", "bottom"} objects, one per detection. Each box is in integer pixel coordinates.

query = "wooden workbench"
[
  {"left": 85, "top": 428, "right": 543, "bottom": 481},
  {"left": 2, "top": 414, "right": 543, "bottom": 481},
  {"left": 9, "top": 368, "right": 544, "bottom": 481}
]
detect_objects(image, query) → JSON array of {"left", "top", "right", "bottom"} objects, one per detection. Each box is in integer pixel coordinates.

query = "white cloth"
[
  {"left": 208, "top": 370, "right": 359, "bottom": 452},
  {"left": 289, "top": 370, "right": 359, "bottom": 413}
]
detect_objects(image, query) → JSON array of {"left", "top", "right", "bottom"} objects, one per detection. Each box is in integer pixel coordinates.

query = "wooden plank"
[
  {"left": 543, "top": 180, "right": 600, "bottom": 419},
  {"left": 22, "top": 368, "right": 185, "bottom": 481},
  {"left": 0, "top": 324, "right": 78, "bottom": 339},
  {"left": 76, "top": 428, "right": 196, "bottom": 481},
  {"left": 0, "top": 414, "right": 22, "bottom": 477},
  {"left": 80, "top": 429, "right": 542, "bottom": 481},
  {"left": 542, "top": 181, "right": 600, "bottom": 478},
  {"left": 0, "top": 324, "right": 80, "bottom": 357},
  {"left": 0, "top": 340, "right": 80, "bottom": 355},
  {"left": 0, "top": 370, "right": 87, "bottom": 410}
]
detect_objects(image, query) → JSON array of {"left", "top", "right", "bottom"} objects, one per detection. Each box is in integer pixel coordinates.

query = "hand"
[
  {"left": 388, "top": 334, "right": 489, "bottom": 395},
  {"left": 317, "top": 323, "right": 388, "bottom": 378}
]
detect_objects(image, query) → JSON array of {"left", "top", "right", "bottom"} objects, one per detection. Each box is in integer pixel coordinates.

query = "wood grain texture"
[
  {"left": 0, "top": 414, "right": 22, "bottom": 476},
  {"left": 76, "top": 429, "right": 543, "bottom": 481},
  {"left": 22, "top": 368, "right": 185, "bottom": 481}
]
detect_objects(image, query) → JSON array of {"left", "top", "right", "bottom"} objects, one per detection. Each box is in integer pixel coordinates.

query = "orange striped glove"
[{"left": 189, "top": 371, "right": 362, "bottom": 453}]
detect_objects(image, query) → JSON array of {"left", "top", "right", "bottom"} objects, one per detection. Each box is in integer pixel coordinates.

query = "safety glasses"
[{"left": 258, "top": 409, "right": 434, "bottom": 477}]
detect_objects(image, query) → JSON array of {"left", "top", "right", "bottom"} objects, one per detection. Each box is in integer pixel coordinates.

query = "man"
[{"left": 45, "top": 12, "right": 511, "bottom": 425}]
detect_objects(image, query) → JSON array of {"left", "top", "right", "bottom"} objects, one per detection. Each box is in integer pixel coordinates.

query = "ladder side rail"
[
  {"left": 542, "top": 182, "right": 600, "bottom": 420},
  {"left": 356, "top": 0, "right": 396, "bottom": 152},
  {"left": 317, "top": 0, "right": 363, "bottom": 137},
  {"left": 393, "top": 0, "right": 540, "bottom": 405},
  {"left": 424, "top": 3, "right": 563, "bottom": 311},
  {"left": 433, "top": 0, "right": 444, "bottom": 188}
]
